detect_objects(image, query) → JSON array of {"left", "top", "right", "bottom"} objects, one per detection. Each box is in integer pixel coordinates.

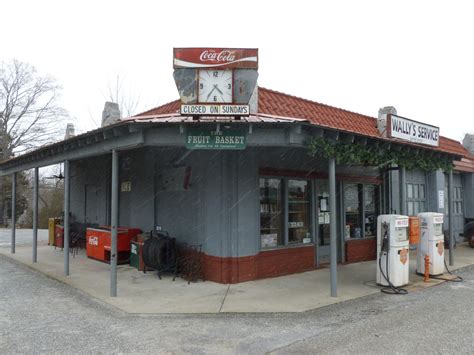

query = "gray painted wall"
[
  {"left": 77, "top": 145, "right": 474, "bottom": 260},
  {"left": 390, "top": 168, "right": 467, "bottom": 241},
  {"left": 70, "top": 155, "right": 110, "bottom": 226}
]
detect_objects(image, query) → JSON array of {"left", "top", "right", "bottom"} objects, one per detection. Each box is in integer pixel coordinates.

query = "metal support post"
[
  {"left": 64, "top": 160, "right": 70, "bottom": 276},
  {"left": 448, "top": 169, "right": 454, "bottom": 266},
  {"left": 33, "top": 167, "right": 39, "bottom": 262},
  {"left": 400, "top": 166, "right": 407, "bottom": 215},
  {"left": 11, "top": 173, "right": 16, "bottom": 254},
  {"left": 110, "top": 150, "right": 119, "bottom": 297},
  {"left": 310, "top": 180, "right": 318, "bottom": 267},
  {"left": 329, "top": 157, "right": 337, "bottom": 297}
]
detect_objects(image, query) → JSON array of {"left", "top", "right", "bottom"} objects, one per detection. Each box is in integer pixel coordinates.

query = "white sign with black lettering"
[
  {"left": 438, "top": 190, "right": 445, "bottom": 209},
  {"left": 181, "top": 104, "right": 250, "bottom": 116},
  {"left": 389, "top": 114, "right": 440, "bottom": 147}
]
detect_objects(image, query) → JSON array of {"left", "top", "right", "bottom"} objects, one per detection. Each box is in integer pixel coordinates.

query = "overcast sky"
[{"left": 2, "top": 0, "right": 473, "bottom": 141}]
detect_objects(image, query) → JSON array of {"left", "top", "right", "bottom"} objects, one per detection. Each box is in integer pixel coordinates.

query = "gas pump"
[
  {"left": 416, "top": 212, "right": 444, "bottom": 276},
  {"left": 376, "top": 215, "right": 410, "bottom": 291}
]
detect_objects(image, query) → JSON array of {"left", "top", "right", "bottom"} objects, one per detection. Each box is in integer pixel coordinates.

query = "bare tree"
[
  {"left": 0, "top": 59, "right": 67, "bottom": 225},
  {"left": 0, "top": 59, "right": 68, "bottom": 160},
  {"left": 106, "top": 74, "right": 141, "bottom": 118}
]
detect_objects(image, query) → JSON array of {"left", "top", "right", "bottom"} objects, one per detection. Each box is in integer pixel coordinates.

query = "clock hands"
[
  {"left": 206, "top": 85, "right": 224, "bottom": 102},
  {"left": 214, "top": 85, "right": 224, "bottom": 95},
  {"left": 206, "top": 85, "right": 217, "bottom": 101}
]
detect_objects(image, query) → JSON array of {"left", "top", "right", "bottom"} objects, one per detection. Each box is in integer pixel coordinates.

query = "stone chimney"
[
  {"left": 249, "top": 85, "right": 258, "bottom": 114},
  {"left": 101, "top": 102, "right": 121, "bottom": 127},
  {"left": 64, "top": 123, "right": 75, "bottom": 139},
  {"left": 463, "top": 133, "right": 474, "bottom": 155},
  {"left": 377, "top": 106, "right": 397, "bottom": 137}
]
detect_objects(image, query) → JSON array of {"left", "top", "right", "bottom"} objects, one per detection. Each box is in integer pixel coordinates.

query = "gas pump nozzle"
[{"left": 381, "top": 222, "right": 390, "bottom": 253}]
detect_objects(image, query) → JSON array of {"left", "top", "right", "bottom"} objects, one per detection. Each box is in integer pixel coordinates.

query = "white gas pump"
[
  {"left": 416, "top": 212, "right": 444, "bottom": 276},
  {"left": 376, "top": 215, "right": 410, "bottom": 288}
]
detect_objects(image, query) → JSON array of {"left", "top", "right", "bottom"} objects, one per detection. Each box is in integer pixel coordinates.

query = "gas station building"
[{"left": 1, "top": 48, "right": 474, "bottom": 297}]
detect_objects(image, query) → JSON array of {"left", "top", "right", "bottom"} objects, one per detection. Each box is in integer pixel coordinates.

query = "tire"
[{"left": 464, "top": 222, "right": 474, "bottom": 248}]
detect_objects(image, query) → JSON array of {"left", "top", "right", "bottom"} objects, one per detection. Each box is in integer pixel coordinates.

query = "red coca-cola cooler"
[{"left": 86, "top": 226, "right": 141, "bottom": 264}]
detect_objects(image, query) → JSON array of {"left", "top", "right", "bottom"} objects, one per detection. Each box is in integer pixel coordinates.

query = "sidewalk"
[{"left": 1, "top": 229, "right": 472, "bottom": 314}]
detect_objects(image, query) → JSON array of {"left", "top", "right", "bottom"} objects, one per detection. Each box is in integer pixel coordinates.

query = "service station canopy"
[{"left": 0, "top": 114, "right": 463, "bottom": 177}]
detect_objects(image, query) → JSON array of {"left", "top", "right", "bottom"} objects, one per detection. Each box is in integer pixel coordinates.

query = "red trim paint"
[
  {"left": 345, "top": 238, "right": 377, "bottom": 263},
  {"left": 201, "top": 246, "right": 315, "bottom": 284}
]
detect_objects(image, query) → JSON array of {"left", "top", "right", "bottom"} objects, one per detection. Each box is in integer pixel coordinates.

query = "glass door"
[{"left": 315, "top": 180, "right": 331, "bottom": 259}]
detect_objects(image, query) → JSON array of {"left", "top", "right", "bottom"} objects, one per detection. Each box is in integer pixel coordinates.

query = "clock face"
[{"left": 198, "top": 70, "right": 233, "bottom": 103}]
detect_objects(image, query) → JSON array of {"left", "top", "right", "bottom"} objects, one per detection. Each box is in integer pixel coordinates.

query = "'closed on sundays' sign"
[{"left": 388, "top": 114, "right": 440, "bottom": 147}]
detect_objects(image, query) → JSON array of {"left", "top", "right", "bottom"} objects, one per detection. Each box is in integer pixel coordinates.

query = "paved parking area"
[
  {"left": 0, "top": 228, "right": 48, "bottom": 247},
  {"left": 1, "top": 254, "right": 473, "bottom": 354},
  {"left": 1, "top": 229, "right": 474, "bottom": 315}
]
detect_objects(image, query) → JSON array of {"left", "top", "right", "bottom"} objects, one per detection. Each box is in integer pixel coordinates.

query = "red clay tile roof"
[
  {"left": 136, "top": 87, "right": 471, "bottom": 159},
  {"left": 454, "top": 156, "right": 474, "bottom": 173}
]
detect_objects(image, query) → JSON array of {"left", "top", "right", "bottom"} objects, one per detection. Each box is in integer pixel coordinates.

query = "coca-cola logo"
[{"left": 199, "top": 50, "right": 236, "bottom": 63}]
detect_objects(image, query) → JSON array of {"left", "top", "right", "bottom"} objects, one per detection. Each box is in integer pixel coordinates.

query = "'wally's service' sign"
[{"left": 388, "top": 114, "right": 440, "bottom": 147}]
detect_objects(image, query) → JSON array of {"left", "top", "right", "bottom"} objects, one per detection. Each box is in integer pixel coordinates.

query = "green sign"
[{"left": 186, "top": 130, "right": 246, "bottom": 150}]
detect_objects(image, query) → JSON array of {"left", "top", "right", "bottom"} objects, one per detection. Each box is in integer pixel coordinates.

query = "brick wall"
[
  {"left": 202, "top": 246, "right": 315, "bottom": 283},
  {"left": 345, "top": 238, "right": 377, "bottom": 263}
]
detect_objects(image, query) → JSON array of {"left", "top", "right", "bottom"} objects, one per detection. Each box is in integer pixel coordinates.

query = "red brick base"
[
  {"left": 202, "top": 246, "right": 315, "bottom": 284},
  {"left": 345, "top": 238, "right": 377, "bottom": 263}
]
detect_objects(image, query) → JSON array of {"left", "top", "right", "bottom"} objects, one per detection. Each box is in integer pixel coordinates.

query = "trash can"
[
  {"left": 55, "top": 225, "right": 64, "bottom": 249},
  {"left": 48, "top": 218, "right": 60, "bottom": 246},
  {"left": 130, "top": 240, "right": 145, "bottom": 271}
]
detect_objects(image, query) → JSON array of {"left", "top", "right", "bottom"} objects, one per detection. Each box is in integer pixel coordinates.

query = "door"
[
  {"left": 315, "top": 180, "right": 331, "bottom": 261},
  {"left": 444, "top": 174, "right": 464, "bottom": 240},
  {"left": 84, "top": 184, "right": 100, "bottom": 225}
]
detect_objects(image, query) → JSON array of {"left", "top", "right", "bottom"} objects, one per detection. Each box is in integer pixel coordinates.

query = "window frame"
[{"left": 259, "top": 175, "right": 313, "bottom": 250}]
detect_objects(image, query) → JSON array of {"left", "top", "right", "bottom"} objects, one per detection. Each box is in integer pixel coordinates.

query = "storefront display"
[
  {"left": 288, "top": 180, "right": 310, "bottom": 244},
  {"left": 260, "top": 178, "right": 283, "bottom": 247}
]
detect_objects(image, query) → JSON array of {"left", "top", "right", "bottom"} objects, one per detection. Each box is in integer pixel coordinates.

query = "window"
[
  {"left": 288, "top": 180, "right": 310, "bottom": 244},
  {"left": 260, "top": 178, "right": 283, "bottom": 248},
  {"left": 406, "top": 183, "right": 426, "bottom": 216},
  {"left": 344, "top": 183, "right": 362, "bottom": 238},
  {"left": 344, "top": 183, "right": 379, "bottom": 239},
  {"left": 364, "top": 185, "right": 379, "bottom": 237},
  {"left": 260, "top": 177, "right": 311, "bottom": 249},
  {"left": 454, "top": 187, "right": 463, "bottom": 215}
]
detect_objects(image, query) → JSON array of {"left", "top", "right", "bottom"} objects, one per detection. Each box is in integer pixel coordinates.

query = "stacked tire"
[
  {"left": 142, "top": 234, "right": 177, "bottom": 272},
  {"left": 465, "top": 222, "right": 474, "bottom": 248}
]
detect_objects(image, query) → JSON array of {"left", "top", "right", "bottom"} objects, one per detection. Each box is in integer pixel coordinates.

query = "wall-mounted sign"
[
  {"left": 121, "top": 181, "right": 131, "bottom": 192},
  {"left": 438, "top": 190, "right": 444, "bottom": 209},
  {"left": 181, "top": 104, "right": 250, "bottom": 116},
  {"left": 186, "top": 130, "right": 246, "bottom": 150},
  {"left": 388, "top": 114, "right": 440, "bottom": 147},
  {"left": 174, "top": 48, "right": 258, "bottom": 69}
]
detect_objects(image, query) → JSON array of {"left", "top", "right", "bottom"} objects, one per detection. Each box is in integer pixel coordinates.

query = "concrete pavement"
[
  {"left": 2, "top": 253, "right": 474, "bottom": 354},
  {"left": 1, "top": 228, "right": 473, "bottom": 314}
]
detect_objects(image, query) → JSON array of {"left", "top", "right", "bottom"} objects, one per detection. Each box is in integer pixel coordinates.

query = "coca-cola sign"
[{"left": 174, "top": 48, "right": 258, "bottom": 69}]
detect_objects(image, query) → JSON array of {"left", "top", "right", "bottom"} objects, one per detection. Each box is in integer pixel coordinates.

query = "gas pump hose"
[
  {"left": 430, "top": 258, "right": 463, "bottom": 282},
  {"left": 379, "top": 251, "right": 408, "bottom": 295}
]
